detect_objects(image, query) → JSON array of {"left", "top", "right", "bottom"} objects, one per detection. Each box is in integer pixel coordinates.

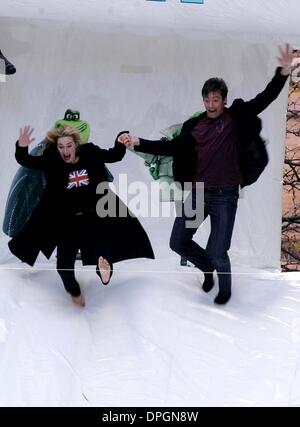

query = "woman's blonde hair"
[{"left": 45, "top": 125, "right": 82, "bottom": 150}]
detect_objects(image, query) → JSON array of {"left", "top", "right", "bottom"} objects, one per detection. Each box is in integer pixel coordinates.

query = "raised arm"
[
  {"left": 15, "top": 126, "right": 47, "bottom": 170},
  {"left": 243, "top": 44, "right": 293, "bottom": 115}
]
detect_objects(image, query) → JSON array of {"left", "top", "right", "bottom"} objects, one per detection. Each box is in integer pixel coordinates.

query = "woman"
[{"left": 9, "top": 125, "right": 154, "bottom": 307}]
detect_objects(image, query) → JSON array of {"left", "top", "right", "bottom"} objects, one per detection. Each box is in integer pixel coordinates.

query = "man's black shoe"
[{"left": 214, "top": 291, "right": 231, "bottom": 305}]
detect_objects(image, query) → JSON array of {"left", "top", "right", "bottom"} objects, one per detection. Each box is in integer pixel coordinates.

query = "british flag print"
[{"left": 67, "top": 169, "right": 90, "bottom": 189}]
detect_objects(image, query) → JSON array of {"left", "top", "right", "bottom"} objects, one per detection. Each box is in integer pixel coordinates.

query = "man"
[{"left": 117, "top": 44, "right": 293, "bottom": 305}]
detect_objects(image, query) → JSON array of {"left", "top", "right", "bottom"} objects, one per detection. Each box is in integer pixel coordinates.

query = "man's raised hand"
[{"left": 277, "top": 43, "right": 293, "bottom": 76}]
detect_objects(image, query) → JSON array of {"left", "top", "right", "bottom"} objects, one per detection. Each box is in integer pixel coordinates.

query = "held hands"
[
  {"left": 19, "top": 125, "right": 36, "bottom": 147},
  {"left": 277, "top": 43, "right": 293, "bottom": 76},
  {"left": 117, "top": 132, "right": 140, "bottom": 148}
]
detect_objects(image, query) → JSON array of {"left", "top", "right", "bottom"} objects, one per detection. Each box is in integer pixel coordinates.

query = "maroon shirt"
[{"left": 191, "top": 112, "right": 242, "bottom": 187}]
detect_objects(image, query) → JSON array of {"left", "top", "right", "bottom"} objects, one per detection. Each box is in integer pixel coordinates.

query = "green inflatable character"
[{"left": 54, "top": 109, "right": 90, "bottom": 143}]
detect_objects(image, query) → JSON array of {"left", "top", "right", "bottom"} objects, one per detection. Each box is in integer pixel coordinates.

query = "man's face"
[{"left": 203, "top": 91, "right": 227, "bottom": 119}]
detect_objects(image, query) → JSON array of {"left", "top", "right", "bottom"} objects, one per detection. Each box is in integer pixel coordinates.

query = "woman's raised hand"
[{"left": 18, "top": 125, "right": 36, "bottom": 147}]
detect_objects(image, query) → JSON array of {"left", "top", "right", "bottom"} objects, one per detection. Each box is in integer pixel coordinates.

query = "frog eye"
[
  {"left": 73, "top": 113, "right": 79, "bottom": 120},
  {"left": 66, "top": 113, "right": 73, "bottom": 120}
]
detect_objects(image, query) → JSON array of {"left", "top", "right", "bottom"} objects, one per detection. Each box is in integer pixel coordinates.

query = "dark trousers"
[
  {"left": 56, "top": 213, "right": 91, "bottom": 298},
  {"left": 57, "top": 238, "right": 81, "bottom": 297},
  {"left": 56, "top": 212, "right": 113, "bottom": 297},
  {"left": 170, "top": 186, "right": 239, "bottom": 294}
]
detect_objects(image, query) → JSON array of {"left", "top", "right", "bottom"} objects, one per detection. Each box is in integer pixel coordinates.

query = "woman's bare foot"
[
  {"left": 71, "top": 293, "right": 85, "bottom": 307},
  {"left": 98, "top": 256, "right": 111, "bottom": 285}
]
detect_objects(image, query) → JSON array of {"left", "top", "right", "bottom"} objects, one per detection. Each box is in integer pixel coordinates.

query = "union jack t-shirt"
[
  {"left": 64, "top": 162, "right": 94, "bottom": 214},
  {"left": 67, "top": 169, "right": 90, "bottom": 190}
]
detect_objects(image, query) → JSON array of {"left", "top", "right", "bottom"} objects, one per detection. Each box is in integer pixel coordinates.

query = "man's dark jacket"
[{"left": 133, "top": 67, "right": 288, "bottom": 188}]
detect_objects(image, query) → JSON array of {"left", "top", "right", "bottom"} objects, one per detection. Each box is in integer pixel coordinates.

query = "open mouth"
[{"left": 63, "top": 155, "right": 71, "bottom": 162}]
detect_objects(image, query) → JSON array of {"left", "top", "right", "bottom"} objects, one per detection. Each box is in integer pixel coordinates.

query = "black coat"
[
  {"left": 133, "top": 67, "right": 289, "bottom": 188},
  {"left": 8, "top": 139, "right": 154, "bottom": 266}
]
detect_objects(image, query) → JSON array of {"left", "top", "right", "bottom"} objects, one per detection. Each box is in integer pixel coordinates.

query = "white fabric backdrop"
[
  {"left": 0, "top": 18, "right": 289, "bottom": 269},
  {"left": 1, "top": 0, "right": 300, "bottom": 45}
]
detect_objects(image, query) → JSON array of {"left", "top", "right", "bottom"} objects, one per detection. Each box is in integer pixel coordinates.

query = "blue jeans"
[{"left": 170, "top": 186, "right": 239, "bottom": 294}]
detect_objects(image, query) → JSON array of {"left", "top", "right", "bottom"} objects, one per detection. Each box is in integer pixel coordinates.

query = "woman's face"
[{"left": 57, "top": 136, "right": 78, "bottom": 163}]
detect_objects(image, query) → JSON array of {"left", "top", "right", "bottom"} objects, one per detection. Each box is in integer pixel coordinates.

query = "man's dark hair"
[{"left": 201, "top": 78, "right": 228, "bottom": 99}]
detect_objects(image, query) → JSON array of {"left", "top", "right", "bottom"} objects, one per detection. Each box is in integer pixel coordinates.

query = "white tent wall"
[
  {"left": 0, "top": 18, "right": 288, "bottom": 270},
  {"left": 1, "top": 0, "right": 300, "bottom": 45}
]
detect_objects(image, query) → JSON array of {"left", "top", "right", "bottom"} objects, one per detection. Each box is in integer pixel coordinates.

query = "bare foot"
[
  {"left": 71, "top": 294, "right": 85, "bottom": 307},
  {"left": 98, "top": 256, "right": 111, "bottom": 285}
]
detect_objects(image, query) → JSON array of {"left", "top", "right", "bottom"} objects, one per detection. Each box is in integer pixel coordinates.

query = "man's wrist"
[{"left": 280, "top": 65, "right": 291, "bottom": 76}]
